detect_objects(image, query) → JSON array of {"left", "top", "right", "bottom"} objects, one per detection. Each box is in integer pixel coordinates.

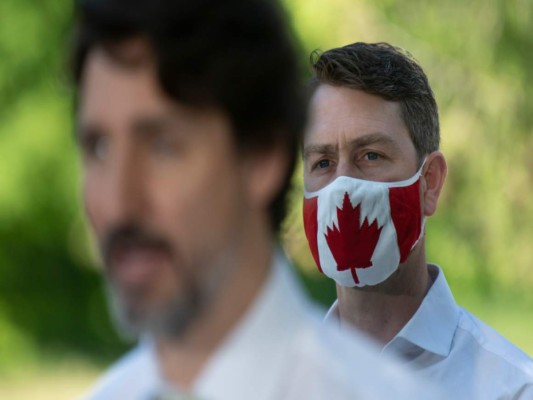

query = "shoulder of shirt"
[
  {"left": 272, "top": 253, "right": 443, "bottom": 399},
  {"left": 81, "top": 343, "right": 154, "bottom": 399},
  {"left": 288, "top": 309, "right": 443, "bottom": 400},
  {"left": 457, "top": 306, "right": 533, "bottom": 377}
]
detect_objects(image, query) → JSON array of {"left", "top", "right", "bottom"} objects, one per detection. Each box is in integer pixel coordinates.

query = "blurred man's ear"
[
  {"left": 243, "top": 141, "right": 289, "bottom": 212},
  {"left": 422, "top": 151, "right": 447, "bottom": 217}
]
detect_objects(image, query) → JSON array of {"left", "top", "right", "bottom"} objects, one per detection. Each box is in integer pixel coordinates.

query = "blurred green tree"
[{"left": 0, "top": 0, "right": 126, "bottom": 369}]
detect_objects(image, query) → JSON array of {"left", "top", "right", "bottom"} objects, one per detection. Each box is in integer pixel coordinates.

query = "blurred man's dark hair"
[
  {"left": 71, "top": 0, "right": 307, "bottom": 232},
  {"left": 311, "top": 42, "right": 439, "bottom": 159}
]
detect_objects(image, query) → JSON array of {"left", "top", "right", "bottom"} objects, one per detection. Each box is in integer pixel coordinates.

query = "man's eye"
[
  {"left": 81, "top": 134, "right": 109, "bottom": 161},
  {"left": 365, "top": 152, "right": 379, "bottom": 161},
  {"left": 317, "top": 159, "right": 330, "bottom": 169}
]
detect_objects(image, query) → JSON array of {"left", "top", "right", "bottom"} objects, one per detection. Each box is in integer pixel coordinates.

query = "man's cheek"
[{"left": 83, "top": 180, "right": 105, "bottom": 239}]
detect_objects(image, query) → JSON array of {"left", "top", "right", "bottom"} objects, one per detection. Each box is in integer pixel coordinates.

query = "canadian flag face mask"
[{"left": 303, "top": 163, "right": 426, "bottom": 288}]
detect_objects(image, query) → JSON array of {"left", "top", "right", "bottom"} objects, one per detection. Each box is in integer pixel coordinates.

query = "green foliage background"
[{"left": 0, "top": 0, "right": 532, "bottom": 383}]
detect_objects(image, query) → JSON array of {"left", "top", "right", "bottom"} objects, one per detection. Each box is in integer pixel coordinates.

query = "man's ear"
[
  {"left": 422, "top": 151, "right": 447, "bottom": 217},
  {"left": 243, "top": 142, "right": 290, "bottom": 211}
]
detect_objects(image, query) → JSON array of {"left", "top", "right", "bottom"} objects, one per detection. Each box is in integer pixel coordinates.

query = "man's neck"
[
  {"left": 155, "top": 221, "right": 274, "bottom": 390},
  {"left": 336, "top": 247, "right": 432, "bottom": 345}
]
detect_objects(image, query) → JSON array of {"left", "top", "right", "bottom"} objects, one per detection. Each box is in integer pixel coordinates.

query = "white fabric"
[
  {"left": 325, "top": 264, "right": 533, "bottom": 399},
  {"left": 83, "top": 250, "right": 439, "bottom": 400}
]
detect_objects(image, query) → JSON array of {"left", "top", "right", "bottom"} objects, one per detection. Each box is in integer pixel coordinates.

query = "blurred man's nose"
[{"left": 104, "top": 144, "right": 147, "bottom": 225}]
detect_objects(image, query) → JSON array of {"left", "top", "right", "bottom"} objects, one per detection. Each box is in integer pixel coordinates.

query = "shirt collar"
[
  {"left": 324, "top": 265, "right": 460, "bottom": 358},
  {"left": 324, "top": 298, "right": 340, "bottom": 326},
  {"left": 386, "top": 264, "right": 460, "bottom": 357}
]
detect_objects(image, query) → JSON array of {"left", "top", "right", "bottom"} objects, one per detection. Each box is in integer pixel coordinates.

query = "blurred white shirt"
[
  {"left": 325, "top": 264, "right": 533, "bottom": 399},
  {"left": 83, "top": 250, "right": 439, "bottom": 400}
]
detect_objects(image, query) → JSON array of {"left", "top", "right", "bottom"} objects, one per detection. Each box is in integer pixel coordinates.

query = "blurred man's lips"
[{"left": 109, "top": 246, "right": 169, "bottom": 286}]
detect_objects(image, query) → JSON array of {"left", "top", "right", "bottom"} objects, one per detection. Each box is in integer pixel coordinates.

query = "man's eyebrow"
[
  {"left": 302, "top": 143, "right": 337, "bottom": 160},
  {"left": 349, "top": 133, "right": 398, "bottom": 149},
  {"left": 302, "top": 133, "right": 399, "bottom": 160},
  {"left": 131, "top": 114, "right": 174, "bottom": 137}
]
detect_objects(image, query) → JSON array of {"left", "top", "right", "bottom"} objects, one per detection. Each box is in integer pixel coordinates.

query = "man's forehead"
[
  {"left": 304, "top": 85, "right": 411, "bottom": 148},
  {"left": 311, "top": 85, "right": 404, "bottom": 123},
  {"left": 78, "top": 50, "right": 230, "bottom": 138},
  {"left": 78, "top": 49, "right": 159, "bottom": 122},
  {"left": 89, "top": 38, "right": 155, "bottom": 71},
  {"left": 80, "top": 40, "right": 227, "bottom": 124}
]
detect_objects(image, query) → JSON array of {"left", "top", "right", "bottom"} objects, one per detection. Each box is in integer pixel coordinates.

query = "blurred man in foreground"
[
  {"left": 71, "top": 1, "right": 430, "bottom": 399},
  {"left": 303, "top": 41, "right": 533, "bottom": 399}
]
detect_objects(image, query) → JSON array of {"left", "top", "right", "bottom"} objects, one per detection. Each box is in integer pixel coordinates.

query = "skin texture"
[
  {"left": 303, "top": 84, "right": 447, "bottom": 344},
  {"left": 77, "top": 40, "right": 288, "bottom": 387}
]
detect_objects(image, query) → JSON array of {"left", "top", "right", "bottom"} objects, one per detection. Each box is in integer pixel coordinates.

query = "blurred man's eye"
[{"left": 80, "top": 133, "right": 109, "bottom": 161}]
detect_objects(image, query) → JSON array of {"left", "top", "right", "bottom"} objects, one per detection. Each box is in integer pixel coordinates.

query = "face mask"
[{"left": 303, "top": 164, "right": 425, "bottom": 288}]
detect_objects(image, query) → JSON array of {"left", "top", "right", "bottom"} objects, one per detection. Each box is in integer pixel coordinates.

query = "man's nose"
[
  {"left": 336, "top": 160, "right": 361, "bottom": 180},
  {"left": 105, "top": 148, "right": 147, "bottom": 224}
]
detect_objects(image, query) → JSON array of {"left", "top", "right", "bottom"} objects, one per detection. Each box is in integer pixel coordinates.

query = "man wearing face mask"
[{"left": 303, "top": 42, "right": 533, "bottom": 399}]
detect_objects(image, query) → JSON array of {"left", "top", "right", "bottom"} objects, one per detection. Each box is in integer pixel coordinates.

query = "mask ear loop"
[
  {"left": 410, "top": 156, "right": 429, "bottom": 251},
  {"left": 416, "top": 156, "right": 429, "bottom": 177},
  {"left": 412, "top": 218, "right": 427, "bottom": 251}
]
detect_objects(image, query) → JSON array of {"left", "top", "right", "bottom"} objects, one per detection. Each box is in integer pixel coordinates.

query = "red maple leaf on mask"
[{"left": 325, "top": 192, "right": 383, "bottom": 284}]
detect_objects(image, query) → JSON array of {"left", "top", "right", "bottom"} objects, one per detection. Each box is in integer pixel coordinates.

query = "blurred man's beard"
[
  {"left": 97, "top": 223, "right": 241, "bottom": 341},
  {"left": 105, "top": 279, "right": 203, "bottom": 341}
]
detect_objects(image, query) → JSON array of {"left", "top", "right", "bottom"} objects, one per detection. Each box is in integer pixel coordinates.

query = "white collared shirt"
[
  {"left": 83, "top": 250, "right": 439, "bottom": 400},
  {"left": 325, "top": 264, "right": 533, "bottom": 399}
]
